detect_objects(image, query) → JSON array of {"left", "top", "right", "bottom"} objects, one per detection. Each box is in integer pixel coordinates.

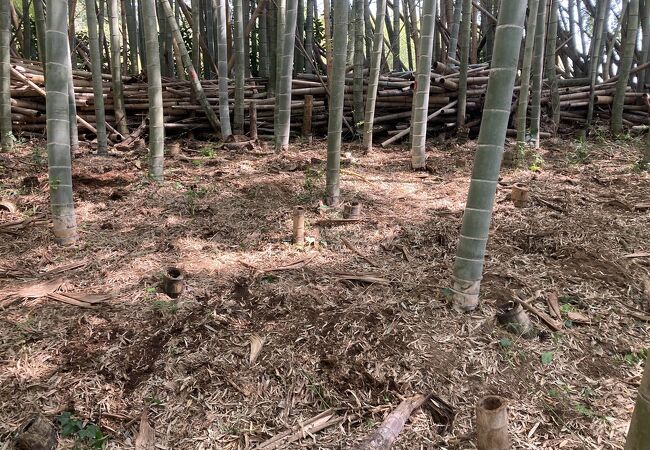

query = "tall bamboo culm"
[
  {"left": 233, "top": 0, "right": 246, "bottom": 133},
  {"left": 108, "top": 0, "right": 129, "bottom": 135},
  {"left": 143, "top": 0, "right": 164, "bottom": 180},
  {"left": 410, "top": 0, "right": 437, "bottom": 169},
  {"left": 325, "top": 0, "right": 348, "bottom": 205},
  {"left": 450, "top": 0, "right": 526, "bottom": 312},
  {"left": 46, "top": 0, "right": 78, "bottom": 244},
  {"left": 544, "top": 0, "right": 560, "bottom": 133},
  {"left": 352, "top": 0, "right": 365, "bottom": 128},
  {"left": 625, "top": 356, "right": 650, "bottom": 449},
  {"left": 34, "top": 0, "right": 46, "bottom": 63},
  {"left": 611, "top": 0, "right": 639, "bottom": 134},
  {"left": 214, "top": 0, "right": 232, "bottom": 137},
  {"left": 529, "top": 0, "right": 547, "bottom": 149},
  {"left": 0, "top": 0, "right": 12, "bottom": 152},
  {"left": 274, "top": 0, "right": 299, "bottom": 151},
  {"left": 515, "top": 0, "right": 540, "bottom": 147},
  {"left": 86, "top": 0, "right": 109, "bottom": 155},
  {"left": 456, "top": 0, "right": 471, "bottom": 130},
  {"left": 361, "top": 0, "right": 387, "bottom": 152}
]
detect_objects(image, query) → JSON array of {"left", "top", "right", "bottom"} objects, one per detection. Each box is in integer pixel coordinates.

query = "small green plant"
[
  {"left": 302, "top": 167, "right": 322, "bottom": 193},
  {"left": 623, "top": 349, "right": 648, "bottom": 365},
  {"left": 541, "top": 351, "right": 554, "bottom": 365},
  {"left": 57, "top": 412, "right": 106, "bottom": 449},
  {"left": 570, "top": 138, "right": 591, "bottom": 164},
  {"left": 31, "top": 145, "right": 46, "bottom": 165},
  {"left": 499, "top": 337, "right": 513, "bottom": 349},
  {"left": 200, "top": 145, "right": 217, "bottom": 158},
  {"left": 528, "top": 152, "right": 544, "bottom": 172},
  {"left": 152, "top": 299, "right": 179, "bottom": 315},
  {"left": 575, "top": 403, "right": 593, "bottom": 417}
]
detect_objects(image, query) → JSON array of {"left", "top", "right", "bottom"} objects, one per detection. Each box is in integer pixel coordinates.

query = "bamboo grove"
[{"left": 0, "top": 1, "right": 649, "bottom": 275}]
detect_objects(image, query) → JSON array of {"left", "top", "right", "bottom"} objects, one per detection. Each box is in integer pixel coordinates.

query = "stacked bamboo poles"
[{"left": 6, "top": 58, "right": 650, "bottom": 142}]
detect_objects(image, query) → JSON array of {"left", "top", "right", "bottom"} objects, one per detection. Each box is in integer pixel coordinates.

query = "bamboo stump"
[
  {"left": 15, "top": 414, "right": 57, "bottom": 450},
  {"left": 292, "top": 206, "right": 305, "bottom": 245},
  {"left": 476, "top": 396, "right": 509, "bottom": 450},
  {"left": 496, "top": 300, "right": 535, "bottom": 338},
  {"left": 249, "top": 102, "right": 258, "bottom": 141},
  {"left": 343, "top": 202, "right": 362, "bottom": 219},
  {"left": 162, "top": 267, "right": 184, "bottom": 298},
  {"left": 302, "top": 95, "right": 314, "bottom": 142},
  {"left": 510, "top": 184, "right": 529, "bottom": 208}
]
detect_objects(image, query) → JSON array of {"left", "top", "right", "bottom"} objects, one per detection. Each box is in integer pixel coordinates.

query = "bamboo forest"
[{"left": 1, "top": 0, "right": 650, "bottom": 448}]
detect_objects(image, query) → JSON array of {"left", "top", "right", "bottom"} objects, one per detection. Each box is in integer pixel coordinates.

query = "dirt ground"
[{"left": 0, "top": 132, "right": 648, "bottom": 449}]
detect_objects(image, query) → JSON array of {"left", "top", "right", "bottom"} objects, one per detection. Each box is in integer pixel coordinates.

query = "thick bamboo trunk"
[
  {"left": 451, "top": 0, "right": 526, "bottom": 312},
  {"left": 0, "top": 0, "right": 12, "bottom": 151},
  {"left": 529, "top": 0, "right": 547, "bottom": 148},
  {"left": 233, "top": 0, "right": 246, "bottom": 133},
  {"left": 352, "top": 0, "right": 365, "bottom": 128},
  {"left": 456, "top": 0, "right": 471, "bottom": 130},
  {"left": 612, "top": 0, "right": 640, "bottom": 134},
  {"left": 625, "top": 357, "right": 650, "bottom": 449},
  {"left": 545, "top": 0, "right": 560, "bottom": 134},
  {"left": 46, "top": 0, "right": 78, "bottom": 244},
  {"left": 274, "top": 0, "right": 299, "bottom": 150},
  {"left": 143, "top": 0, "right": 164, "bottom": 180},
  {"left": 108, "top": 0, "right": 129, "bottom": 134},
  {"left": 85, "top": 0, "right": 109, "bottom": 154},
  {"left": 515, "top": 0, "right": 540, "bottom": 146}
]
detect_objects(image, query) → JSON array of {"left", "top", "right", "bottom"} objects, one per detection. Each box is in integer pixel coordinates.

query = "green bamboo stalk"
[
  {"left": 612, "top": 0, "right": 639, "bottom": 134},
  {"left": 22, "top": 0, "right": 32, "bottom": 58},
  {"left": 363, "top": 0, "right": 371, "bottom": 60},
  {"left": 159, "top": 0, "right": 221, "bottom": 133},
  {"left": 267, "top": 0, "right": 276, "bottom": 94},
  {"left": 214, "top": 0, "right": 232, "bottom": 137},
  {"left": 325, "top": 0, "right": 348, "bottom": 205},
  {"left": 625, "top": 355, "right": 650, "bottom": 449},
  {"left": 138, "top": 0, "right": 146, "bottom": 67},
  {"left": 66, "top": 1, "right": 78, "bottom": 154},
  {"left": 34, "top": 0, "right": 45, "bottom": 62},
  {"left": 529, "top": 0, "right": 546, "bottom": 149},
  {"left": 46, "top": 0, "right": 78, "bottom": 244},
  {"left": 456, "top": 0, "right": 471, "bottom": 130},
  {"left": 352, "top": 0, "right": 365, "bottom": 128},
  {"left": 125, "top": 0, "right": 139, "bottom": 72},
  {"left": 305, "top": 0, "right": 314, "bottom": 74},
  {"left": 274, "top": 0, "right": 299, "bottom": 151},
  {"left": 403, "top": 2, "right": 413, "bottom": 69},
  {"left": 410, "top": 0, "right": 437, "bottom": 169},
  {"left": 447, "top": 0, "right": 463, "bottom": 62},
  {"left": 295, "top": 0, "right": 304, "bottom": 73},
  {"left": 515, "top": 0, "right": 540, "bottom": 147},
  {"left": 361, "top": 0, "right": 387, "bottom": 152},
  {"left": 0, "top": 0, "right": 12, "bottom": 152},
  {"left": 450, "top": 0, "right": 526, "bottom": 312},
  {"left": 85, "top": 0, "right": 109, "bottom": 155},
  {"left": 233, "top": 0, "right": 245, "bottom": 133},
  {"left": 108, "top": 0, "right": 129, "bottom": 135},
  {"left": 346, "top": 5, "right": 354, "bottom": 65},
  {"left": 391, "top": 0, "right": 402, "bottom": 70},
  {"left": 638, "top": 0, "right": 649, "bottom": 90},
  {"left": 544, "top": 0, "right": 560, "bottom": 133},
  {"left": 257, "top": 2, "right": 269, "bottom": 78},
  {"left": 586, "top": 0, "right": 609, "bottom": 127},
  {"left": 258, "top": 0, "right": 269, "bottom": 77},
  {"left": 143, "top": 0, "right": 164, "bottom": 180}
]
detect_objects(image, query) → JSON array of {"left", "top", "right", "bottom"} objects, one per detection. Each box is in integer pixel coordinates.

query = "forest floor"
[{"left": 0, "top": 132, "right": 649, "bottom": 450}]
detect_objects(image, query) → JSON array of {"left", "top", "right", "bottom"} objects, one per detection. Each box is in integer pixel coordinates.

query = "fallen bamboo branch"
[{"left": 355, "top": 393, "right": 430, "bottom": 450}]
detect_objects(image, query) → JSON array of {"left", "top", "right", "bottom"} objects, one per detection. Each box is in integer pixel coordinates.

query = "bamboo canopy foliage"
[
  {"left": 46, "top": 0, "right": 77, "bottom": 245},
  {"left": 0, "top": 0, "right": 12, "bottom": 152},
  {"left": 325, "top": 0, "right": 349, "bottom": 206},
  {"left": 450, "top": 0, "right": 527, "bottom": 312},
  {"left": 143, "top": 0, "right": 164, "bottom": 181}
]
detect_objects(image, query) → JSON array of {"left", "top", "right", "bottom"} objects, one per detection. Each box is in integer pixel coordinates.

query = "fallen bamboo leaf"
[
  {"left": 515, "top": 298, "right": 562, "bottom": 332},
  {"left": 0, "top": 200, "right": 18, "bottom": 213},
  {"left": 46, "top": 293, "right": 98, "bottom": 308},
  {"left": 40, "top": 260, "right": 88, "bottom": 276},
  {"left": 634, "top": 203, "right": 650, "bottom": 211},
  {"left": 546, "top": 292, "right": 562, "bottom": 319},
  {"left": 628, "top": 311, "right": 650, "bottom": 322},
  {"left": 61, "top": 292, "right": 113, "bottom": 304},
  {"left": 249, "top": 334, "right": 265, "bottom": 364},
  {"left": 135, "top": 411, "right": 155, "bottom": 450},
  {"left": 567, "top": 311, "right": 591, "bottom": 325},
  {"left": 334, "top": 272, "right": 390, "bottom": 285},
  {"left": 16, "top": 277, "right": 64, "bottom": 298},
  {"left": 254, "top": 409, "right": 341, "bottom": 450},
  {"left": 315, "top": 218, "right": 364, "bottom": 227},
  {"left": 623, "top": 252, "right": 650, "bottom": 259},
  {"left": 355, "top": 393, "right": 430, "bottom": 450}
]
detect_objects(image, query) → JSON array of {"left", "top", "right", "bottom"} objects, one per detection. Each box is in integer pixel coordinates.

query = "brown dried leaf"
[
  {"left": 16, "top": 277, "right": 64, "bottom": 298},
  {"left": 135, "top": 411, "right": 155, "bottom": 450},
  {"left": 546, "top": 292, "right": 562, "bottom": 319},
  {"left": 250, "top": 334, "right": 265, "bottom": 365},
  {"left": 567, "top": 311, "right": 591, "bottom": 325}
]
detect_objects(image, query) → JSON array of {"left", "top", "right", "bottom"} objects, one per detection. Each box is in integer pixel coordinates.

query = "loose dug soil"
[{"left": 0, "top": 134, "right": 648, "bottom": 449}]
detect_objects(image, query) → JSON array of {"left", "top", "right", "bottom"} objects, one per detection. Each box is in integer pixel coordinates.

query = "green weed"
[{"left": 57, "top": 412, "right": 106, "bottom": 449}]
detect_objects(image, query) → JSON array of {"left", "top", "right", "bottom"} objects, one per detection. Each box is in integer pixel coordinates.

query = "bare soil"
[{"left": 0, "top": 134, "right": 648, "bottom": 449}]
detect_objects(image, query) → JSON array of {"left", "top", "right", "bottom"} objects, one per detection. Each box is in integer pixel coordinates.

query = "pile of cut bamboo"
[{"left": 7, "top": 58, "right": 650, "bottom": 143}]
